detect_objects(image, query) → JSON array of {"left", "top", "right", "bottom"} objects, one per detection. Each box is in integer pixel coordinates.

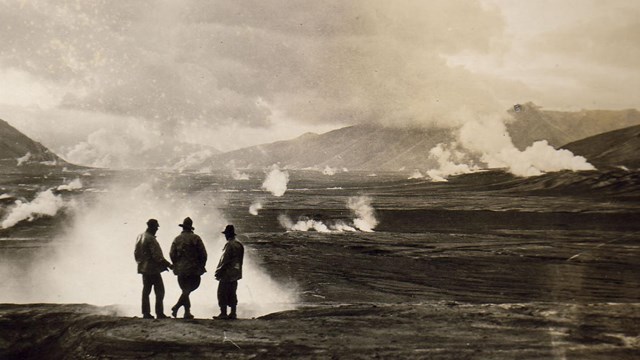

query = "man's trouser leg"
[
  {"left": 141, "top": 274, "right": 153, "bottom": 316},
  {"left": 152, "top": 274, "right": 165, "bottom": 316}
]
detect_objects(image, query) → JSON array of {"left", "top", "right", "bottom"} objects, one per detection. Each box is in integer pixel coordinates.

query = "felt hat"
[
  {"left": 221, "top": 225, "right": 235, "bottom": 236},
  {"left": 178, "top": 217, "right": 194, "bottom": 230}
]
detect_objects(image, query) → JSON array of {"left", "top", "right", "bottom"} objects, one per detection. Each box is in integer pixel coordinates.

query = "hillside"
[
  {"left": 507, "top": 103, "right": 640, "bottom": 150},
  {"left": 206, "top": 124, "right": 457, "bottom": 171},
  {"left": 562, "top": 124, "right": 640, "bottom": 169},
  {"left": 0, "top": 119, "right": 68, "bottom": 168}
]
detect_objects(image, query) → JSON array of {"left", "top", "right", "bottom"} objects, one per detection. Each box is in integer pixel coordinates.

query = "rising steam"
[
  {"left": 249, "top": 199, "right": 264, "bottom": 216},
  {"left": 57, "top": 178, "right": 83, "bottom": 191},
  {"left": 426, "top": 143, "right": 479, "bottom": 182},
  {"left": 1, "top": 189, "right": 73, "bottom": 229},
  {"left": 279, "top": 196, "right": 377, "bottom": 233},
  {"left": 0, "top": 174, "right": 297, "bottom": 318},
  {"left": 459, "top": 119, "right": 595, "bottom": 176},
  {"left": 262, "top": 165, "right": 289, "bottom": 197}
]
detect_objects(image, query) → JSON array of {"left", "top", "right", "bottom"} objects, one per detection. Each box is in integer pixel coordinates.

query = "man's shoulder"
[{"left": 138, "top": 232, "right": 153, "bottom": 242}]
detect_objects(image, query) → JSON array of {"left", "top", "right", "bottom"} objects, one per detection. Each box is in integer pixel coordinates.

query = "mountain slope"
[
  {"left": 0, "top": 119, "right": 67, "bottom": 167},
  {"left": 207, "top": 124, "right": 456, "bottom": 171},
  {"left": 507, "top": 103, "right": 640, "bottom": 150},
  {"left": 562, "top": 124, "right": 640, "bottom": 169}
]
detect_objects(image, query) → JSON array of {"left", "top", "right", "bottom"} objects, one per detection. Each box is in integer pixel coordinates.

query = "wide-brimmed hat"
[
  {"left": 178, "top": 217, "right": 194, "bottom": 230},
  {"left": 147, "top": 219, "right": 159, "bottom": 228},
  {"left": 221, "top": 225, "right": 235, "bottom": 236}
]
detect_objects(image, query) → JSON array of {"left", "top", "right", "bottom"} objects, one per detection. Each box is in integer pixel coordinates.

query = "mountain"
[
  {"left": 0, "top": 118, "right": 68, "bottom": 168},
  {"left": 561, "top": 124, "right": 640, "bottom": 169},
  {"left": 206, "top": 124, "right": 457, "bottom": 171},
  {"left": 507, "top": 102, "right": 640, "bottom": 150}
]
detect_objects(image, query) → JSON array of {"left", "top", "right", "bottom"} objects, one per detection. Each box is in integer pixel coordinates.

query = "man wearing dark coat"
[
  {"left": 170, "top": 217, "right": 207, "bottom": 319},
  {"left": 214, "top": 225, "right": 244, "bottom": 320},
  {"left": 134, "top": 219, "right": 172, "bottom": 319}
]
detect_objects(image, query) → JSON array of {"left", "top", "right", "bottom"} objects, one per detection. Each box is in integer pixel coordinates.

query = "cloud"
[
  {"left": 0, "top": 0, "right": 508, "bottom": 134},
  {"left": 2, "top": 0, "right": 638, "bottom": 164}
]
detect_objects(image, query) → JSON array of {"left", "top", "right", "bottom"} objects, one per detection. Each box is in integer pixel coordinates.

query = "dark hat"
[
  {"left": 147, "top": 219, "right": 159, "bottom": 228},
  {"left": 221, "top": 225, "right": 235, "bottom": 236},
  {"left": 178, "top": 217, "right": 194, "bottom": 230}
]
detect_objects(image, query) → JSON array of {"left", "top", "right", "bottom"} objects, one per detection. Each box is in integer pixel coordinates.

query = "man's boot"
[
  {"left": 228, "top": 306, "right": 237, "bottom": 320},
  {"left": 183, "top": 307, "right": 195, "bottom": 319},
  {"left": 214, "top": 306, "right": 228, "bottom": 319}
]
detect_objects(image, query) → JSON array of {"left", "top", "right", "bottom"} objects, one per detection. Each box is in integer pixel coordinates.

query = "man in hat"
[
  {"left": 214, "top": 225, "right": 244, "bottom": 320},
  {"left": 170, "top": 217, "right": 207, "bottom": 319},
  {"left": 134, "top": 219, "right": 172, "bottom": 319}
]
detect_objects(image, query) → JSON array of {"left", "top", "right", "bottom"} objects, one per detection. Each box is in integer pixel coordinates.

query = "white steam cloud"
[
  {"left": 459, "top": 119, "right": 595, "bottom": 177},
  {"left": 426, "top": 143, "right": 480, "bottom": 182},
  {"left": 279, "top": 196, "right": 377, "bottom": 233},
  {"left": 1, "top": 189, "right": 72, "bottom": 229},
  {"left": 408, "top": 170, "right": 424, "bottom": 179},
  {"left": 0, "top": 175, "right": 297, "bottom": 318},
  {"left": 322, "top": 166, "right": 337, "bottom": 176},
  {"left": 262, "top": 165, "right": 289, "bottom": 197},
  {"left": 347, "top": 196, "right": 378, "bottom": 232},
  {"left": 56, "top": 178, "right": 83, "bottom": 191},
  {"left": 232, "top": 169, "right": 250, "bottom": 180},
  {"left": 249, "top": 199, "right": 264, "bottom": 216},
  {"left": 16, "top": 152, "right": 31, "bottom": 166}
]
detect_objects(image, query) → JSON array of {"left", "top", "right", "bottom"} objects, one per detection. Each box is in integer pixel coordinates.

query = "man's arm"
[
  {"left": 215, "top": 243, "right": 231, "bottom": 278},
  {"left": 150, "top": 238, "right": 171, "bottom": 268}
]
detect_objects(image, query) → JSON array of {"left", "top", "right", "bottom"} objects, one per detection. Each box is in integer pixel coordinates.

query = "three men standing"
[
  {"left": 135, "top": 218, "right": 244, "bottom": 320},
  {"left": 214, "top": 225, "right": 245, "bottom": 320},
  {"left": 170, "top": 217, "right": 208, "bottom": 319},
  {"left": 134, "top": 219, "right": 172, "bottom": 319}
]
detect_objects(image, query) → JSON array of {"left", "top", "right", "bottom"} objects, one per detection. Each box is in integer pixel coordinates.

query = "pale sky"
[{"left": 0, "top": 0, "right": 638, "bottom": 166}]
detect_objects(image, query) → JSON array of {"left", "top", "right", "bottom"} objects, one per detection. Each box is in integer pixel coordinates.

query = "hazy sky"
[{"left": 0, "top": 0, "right": 638, "bottom": 165}]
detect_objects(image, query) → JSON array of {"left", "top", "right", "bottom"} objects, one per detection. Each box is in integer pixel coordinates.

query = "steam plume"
[
  {"left": 57, "top": 178, "right": 83, "bottom": 191},
  {"left": 232, "top": 169, "right": 250, "bottom": 180},
  {"left": 0, "top": 175, "right": 297, "bottom": 318},
  {"left": 459, "top": 119, "right": 595, "bottom": 176},
  {"left": 262, "top": 165, "right": 289, "bottom": 197},
  {"left": 16, "top": 152, "right": 31, "bottom": 166},
  {"left": 426, "top": 143, "right": 479, "bottom": 182},
  {"left": 1, "top": 189, "right": 71, "bottom": 229},
  {"left": 278, "top": 196, "right": 377, "bottom": 233},
  {"left": 249, "top": 199, "right": 264, "bottom": 216},
  {"left": 348, "top": 196, "right": 378, "bottom": 232}
]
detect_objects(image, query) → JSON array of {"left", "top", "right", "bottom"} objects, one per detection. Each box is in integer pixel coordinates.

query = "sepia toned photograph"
[{"left": 0, "top": 1, "right": 638, "bottom": 359}]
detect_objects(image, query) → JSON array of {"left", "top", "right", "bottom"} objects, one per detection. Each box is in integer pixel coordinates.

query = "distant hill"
[
  {"left": 507, "top": 102, "right": 640, "bottom": 150},
  {"left": 561, "top": 124, "right": 640, "bottom": 169},
  {"left": 199, "top": 103, "right": 640, "bottom": 171},
  {"left": 0, "top": 118, "right": 68, "bottom": 168},
  {"left": 206, "top": 124, "right": 456, "bottom": 171}
]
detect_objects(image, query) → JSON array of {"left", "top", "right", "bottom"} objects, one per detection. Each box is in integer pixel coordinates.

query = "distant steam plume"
[
  {"left": 16, "top": 152, "right": 31, "bottom": 166},
  {"left": 279, "top": 196, "right": 376, "bottom": 233},
  {"left": 459, "top": 119, "right": 595, "bottom": 177},
  {"left": 232, "top": 169, "right": 250, "bottom": 180},
  {"left": 262, "top": 165, "right": 289, "bottom": 197},
  {"left": 322, "top": 166, "right": 337, "bottom": 176},
  {"left": 426, "top": 143, "right": 479, "bottom": 182},
  {"left": 249, "top": 199, "right": 264, "bottom": 216},
  {"left": 348, "top": 196, "right": 378, "bottom": 232},
  {"left": 408, "top": 170, "right": 424, "bottom": 179},
  {"left": 0, "top": 189, "right": 72, "bottom": 229},
  {"left": 57, "top": 178, "right": 83, "bottom": 191}
]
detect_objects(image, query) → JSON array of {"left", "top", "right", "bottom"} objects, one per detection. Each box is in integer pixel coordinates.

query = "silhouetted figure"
[
  {"left": 134, "top": 219, "right": 172, "bottom": 319},
  {"left": 170, "top": 217, "right": 207, "bottom": 319},
  {"left": 214, "top": 225, "right": 244, "bottom": 320}
]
